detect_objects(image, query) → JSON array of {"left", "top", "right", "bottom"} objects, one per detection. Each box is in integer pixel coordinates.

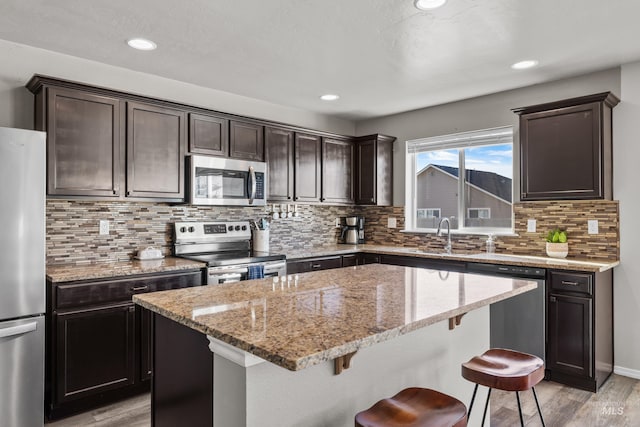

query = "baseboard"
[{"left": 614, "top": 366, "right": 640, "bottom": 379}]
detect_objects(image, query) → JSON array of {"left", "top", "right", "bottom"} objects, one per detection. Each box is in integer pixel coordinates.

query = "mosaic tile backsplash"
[{"left": 46, "top": 199, "right": 618, "bottom": 265}]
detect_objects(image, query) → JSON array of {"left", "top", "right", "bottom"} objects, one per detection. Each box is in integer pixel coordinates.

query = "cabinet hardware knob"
[
  {"left": 550, "top": 296, "right": 557, "bottom": 303},
  {"left": 128, "top": 306, "right": 136, "bottom": 313},
  {"left": 126, "top": 191, "right": 131, "bottom": 196},
  {"left": 113, "top": 190, "right": 117, "bottom": 195}
]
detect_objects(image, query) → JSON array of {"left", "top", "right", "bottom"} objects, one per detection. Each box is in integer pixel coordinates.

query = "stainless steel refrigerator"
[{"left": 0, "top": 127, "right": 46, "bottom": 427}]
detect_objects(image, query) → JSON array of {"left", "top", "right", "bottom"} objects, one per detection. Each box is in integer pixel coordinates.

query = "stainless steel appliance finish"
[
  {"left": 0, "top": 127, "right": 46, "bottom": 427},
  {"left": 340, "top": 216, "right": 365, "bottom": 244},
  {"left": 467, "top": 262, "right": 546, "bottom": 361},
  {"left": 188, "top": 155, "right": 267, "bottom": 206},
  {"left": 174, "top": 221, "right": 286, "bottom": 285}
]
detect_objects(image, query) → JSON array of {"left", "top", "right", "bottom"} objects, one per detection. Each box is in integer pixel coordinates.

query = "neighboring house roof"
[{"left": 417, "top": 164, "right": 512, "bottom": 203}]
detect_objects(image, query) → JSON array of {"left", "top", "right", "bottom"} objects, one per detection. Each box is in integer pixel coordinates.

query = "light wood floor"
[{"left": 46, "top": 375, "right": 639, "bottom": 426}]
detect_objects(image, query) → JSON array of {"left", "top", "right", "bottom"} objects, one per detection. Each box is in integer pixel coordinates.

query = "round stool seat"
[
  {"left": 461, "top": 348, "right": 544, "bottom": 392},
  {"left": 355, "top": 387, "right": 467, "bottom": 427}
]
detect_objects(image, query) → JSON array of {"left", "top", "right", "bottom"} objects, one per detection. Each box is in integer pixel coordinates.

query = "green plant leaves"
[{"left": 546, "top": 228, "right": 568, "bottom": 243}]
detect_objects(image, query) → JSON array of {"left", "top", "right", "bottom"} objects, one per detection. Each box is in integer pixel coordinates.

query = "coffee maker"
[{"left": 340, "top": 216, "right": 365, "bottom": 244}]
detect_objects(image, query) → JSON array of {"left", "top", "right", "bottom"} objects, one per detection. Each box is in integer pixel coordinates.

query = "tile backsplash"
[{"left": 46, "top": 199, "right": 618, "bottom": 265}]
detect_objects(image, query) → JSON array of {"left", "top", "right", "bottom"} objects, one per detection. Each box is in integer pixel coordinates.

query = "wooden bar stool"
[
  {"left": 355, "top": 387, "right": 467, "bottom": 427},
  {"left": 461, "top": 348, "right": 545, "bottom": 427}
]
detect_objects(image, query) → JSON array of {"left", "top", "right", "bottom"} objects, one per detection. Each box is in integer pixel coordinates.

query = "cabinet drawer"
[
  {"left": 287, "top": 256, "right": 343, "bottom": 274},
  {"left": 55, "top": 270, "right": 202, "bottom": 309},
  {"left": 341, "top": 254, "right": 358, "bottom": 267},
  {"left": 549, "top": 271, "right": 593, "bottom": 296}
]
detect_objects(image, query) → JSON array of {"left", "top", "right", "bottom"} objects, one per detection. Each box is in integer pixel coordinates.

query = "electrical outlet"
[
  {"left": 527, "top": 219, "right": 536, "bottom": 233},
  {"left": 99, "top": 220, "right": 109, "bottom": 235},
  {"left": 588, "top": 219, "right": 599, "bottom": 234},
  {"left": 335, "top": 218, "right": 341, "bottom": 228},
  {"left": 388, "top": 217, "right": 397, "bottom": 229}
]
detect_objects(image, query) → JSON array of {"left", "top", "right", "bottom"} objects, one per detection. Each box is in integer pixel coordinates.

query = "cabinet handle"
[
  {"left": 294, "top": 196, "right": 299, "bottom": 201},
  {"left": 128, "top": 306, "right": 136, "bottom": 313},
  {"left": 561, "top": 281, "right": 579, "bottom": 286},
  {"left": 311, "top": 264, "right": 321, "bottom": 269},
  {"left": 131, "top": 285, "right": 149, "bottom": 292},
  {"left": 550, "top": 296, "right": 557, "bottom": 303},
  {"left": 113, "top": 190, "right": 117, "bottom": 195},
  {"left": 126, "top": 191, "right": 131, "bottom": 196},
  {"left": 320, "top": 198, "right": 325, "bottom": 201}
]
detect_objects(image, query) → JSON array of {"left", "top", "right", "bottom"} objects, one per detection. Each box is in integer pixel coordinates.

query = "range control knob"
[
  {"left": 180, "top": 227, "right": 187, "bottom": 233},
  {"left": 241, "top": 225, "right": 247, "bottom": 231},
  {"left": 235, "top": 225, "right": 241, "bottom": 231},
  {"left": 188, "top": 226, "right": 195, "bottom": 233},
  {"left": 228, "top": 226, "right": 233, "bottom": 232}
]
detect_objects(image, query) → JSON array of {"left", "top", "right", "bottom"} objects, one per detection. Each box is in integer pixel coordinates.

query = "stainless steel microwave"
[{"left": 188, "top": 155, "right": 267, "bottom": 206}]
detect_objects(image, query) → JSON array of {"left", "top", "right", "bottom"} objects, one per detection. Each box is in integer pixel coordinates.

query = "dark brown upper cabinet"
[
  {"left": 294, "top": 133, "right": 322, "bottom": 202},
  {"left": 322, "top": 137, "right": 354, "bottom": 204},
  {"left": 514, "top": 92, "right": 619, "bottom": 201},
  {"left": 126, "top": 102, "right": 186, "bottom": 200},
  {"left": 355, "top": 134, "right": 395, "bottom": 206},
  {"left": 265, "top": 126, "right": 294, "bottom": 202},
  {"left": 188, "top": 112, "right": 229, "bottom": 157},
  {"left": 229, "top": 120, "right": 264, "bottom": 161},
  {"left": 41, "top": 87, "right": 123, "bottom": 197}
]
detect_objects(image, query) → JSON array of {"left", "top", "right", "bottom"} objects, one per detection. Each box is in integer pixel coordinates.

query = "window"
[
  {"left": 405, "top": 126, "right": 513, "bottom": 233},
  {"left": 467, "top": 208, "right": 490, "bottom": 219}
]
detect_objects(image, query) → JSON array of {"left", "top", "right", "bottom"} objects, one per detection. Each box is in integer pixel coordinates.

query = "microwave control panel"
[{"left": 255, "top": 173, "right": 265, "bottom": 199}]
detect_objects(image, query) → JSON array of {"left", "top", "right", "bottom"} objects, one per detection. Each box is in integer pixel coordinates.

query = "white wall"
[
  {"left": 613, "top": 61, "right": 640, "bottom": 377},
  {"left": 0, "top": 39, "right": 355, "bottom": 135},
  {"left": 355, "top": 68, "right": 621, "bottom": 206}
]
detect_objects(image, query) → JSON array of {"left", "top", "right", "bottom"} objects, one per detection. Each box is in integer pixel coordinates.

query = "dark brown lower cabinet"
[
  {"left": 55, "top": 304, "right": 136, "bottom": 403},
  {"left": 46, "top": 269, "right": 203, "bottom": 420},
  {"left": 545, "top": 269, "right": 613, "bottom": 392}
]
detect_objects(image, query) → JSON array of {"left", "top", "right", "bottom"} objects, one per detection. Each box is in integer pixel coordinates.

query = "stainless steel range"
[{"left": 174, "top": 221, "right": 286, "bottom": 284}]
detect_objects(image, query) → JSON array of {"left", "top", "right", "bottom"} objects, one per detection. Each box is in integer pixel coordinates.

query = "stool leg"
[
  {"left": 532, "top": 386, "right": 546, "bottom": 427},
  {"left": 516, "top": 391, "right": 524, "bottom": 427},
  {"left": 481, "top": 388, "right": 492, "bottom": 427},
  {"left": 467, "top": 383, "right": 479, "bottom": 419}
]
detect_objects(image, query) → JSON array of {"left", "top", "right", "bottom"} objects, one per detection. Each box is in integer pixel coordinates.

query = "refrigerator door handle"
[{"left": 0, "top": 321, "right": 37, "bottom": 339}]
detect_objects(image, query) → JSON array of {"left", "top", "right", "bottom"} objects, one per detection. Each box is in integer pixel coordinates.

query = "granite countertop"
[
  {"left": 134, "top": 263, "right": 537, "bottom": 371},
  {"left": 46, "top": 257, "right": 206, "bottom": 282},
  {"left": 279, "top": 244, "right": 619, "bottom": 273}
]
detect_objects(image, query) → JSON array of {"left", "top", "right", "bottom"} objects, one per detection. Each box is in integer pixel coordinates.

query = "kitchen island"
[{"left": 134, "top": 263, "right": 537, "bottom": 427}]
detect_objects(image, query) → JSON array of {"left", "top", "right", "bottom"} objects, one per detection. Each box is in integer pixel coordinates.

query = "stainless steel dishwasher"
[{"left": 466, "top": 263, "right": 546, "bottom": 362}]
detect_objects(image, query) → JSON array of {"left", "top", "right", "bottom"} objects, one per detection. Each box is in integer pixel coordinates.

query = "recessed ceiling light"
[
  {"left": 320, "top": 94, "right": 340, "bottom": 101},
  {"left": 127, "top": 38, "right": 157, "bottom": 51},
  {"left": 414, "top": 0, "right": 447, "bottom": 10},
  {"left": 511, "top": 60, "right": 539, "bottom": 70}
]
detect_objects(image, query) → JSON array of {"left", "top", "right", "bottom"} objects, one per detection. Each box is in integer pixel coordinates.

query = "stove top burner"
[{"left": 180, "top": 251, "right": 286, "bottom": 267}]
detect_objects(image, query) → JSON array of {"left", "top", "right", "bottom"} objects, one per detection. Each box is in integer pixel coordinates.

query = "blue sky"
[{"left": 416, "top": 143, "right": 513, "bottom": 179}]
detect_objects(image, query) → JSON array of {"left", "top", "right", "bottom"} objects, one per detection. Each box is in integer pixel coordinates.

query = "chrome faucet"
[{"left": 436, "top": 217, "right": 452, "bottom": 254}]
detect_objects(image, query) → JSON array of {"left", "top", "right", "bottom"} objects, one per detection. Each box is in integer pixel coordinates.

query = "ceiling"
[{"left": 1, "top": 0, "right": 639, "bottom": 120}]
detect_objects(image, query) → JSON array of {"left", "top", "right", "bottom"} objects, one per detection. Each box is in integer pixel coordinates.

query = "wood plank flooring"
[{"left": 45, "top": 375, "right": 639, "bottom": 426}]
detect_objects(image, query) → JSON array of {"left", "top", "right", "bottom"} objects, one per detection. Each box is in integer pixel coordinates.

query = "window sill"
[{"left": 400, "top": 229, "right": 519, "bottom": 237}]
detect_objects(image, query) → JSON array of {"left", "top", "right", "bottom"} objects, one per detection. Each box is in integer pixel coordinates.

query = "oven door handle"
[
  {"left": 209, "top": 266, "right": 249, "bottom": 275},
  {"left": 248, "top": 166, "right": 256, "bottom": 205}
]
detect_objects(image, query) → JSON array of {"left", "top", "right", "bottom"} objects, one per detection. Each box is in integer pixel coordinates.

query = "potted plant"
[{"left": 546, "top": 228, "right": 568, "bottom": 258}]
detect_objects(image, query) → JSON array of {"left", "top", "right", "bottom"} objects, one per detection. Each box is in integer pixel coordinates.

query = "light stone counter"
[
  {"left": 279, "top": 244, "right": 618, "bottom": 272},
  {"left": 46, "top": 257, "right": 206, "bottom": 282},
  {"left": 134, "top": 263, "right": 536, "bottom": 371}
]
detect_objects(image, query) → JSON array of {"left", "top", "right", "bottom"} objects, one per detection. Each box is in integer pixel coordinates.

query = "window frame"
[
  {"left": 416, "top": 208, "right": 441, "bottom": 219},
  {"left": 405, "top": 126, "right": 514, "bottom": 235}
]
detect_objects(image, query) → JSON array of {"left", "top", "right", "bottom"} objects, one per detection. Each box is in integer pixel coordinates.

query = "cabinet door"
[
  {"left": 54, "top": 303, "right": 136, "bottom": 403},
  {"left": 294, "top": 133, "right": 322, "bottom": 202},
  {"left": 229, "top": 120, "right": 264, "bottom": 161},
  {"left": 547, "top": 293, "right": 592, "bottom": 378},
  {"left": 188, "top": 113, "right": 228, "bottom": 156},
  {"left": 322, "top": 138, "right": 354, "bottom": 204},
  {"left": 126, "top": 102, "right": 186, "bottom": 200},
  {"left": 46, "top": 87, "right": 122, "bottom": 197},
  {"left": 342, "top": 254, "right": 358, "bottom": 267},
  {"left": 520, "top": 102, "right": 601, "bottom": 200},
  {"left": 356, "top": 138, "right": 377, "bottom": 204},
  {"left": 265, "top": 127, "right": 294, "bottom": 202},
  {"left": 358, "top": 253, "right": 380, "bottom": 265}
]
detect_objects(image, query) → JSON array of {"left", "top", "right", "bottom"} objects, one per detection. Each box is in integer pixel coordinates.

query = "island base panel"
[
  {"left": 152, "top": 314, "right": 213, "bottom": 427},
  {"left": 212, "top": 307, "right": 492, "bottom": 427}
]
